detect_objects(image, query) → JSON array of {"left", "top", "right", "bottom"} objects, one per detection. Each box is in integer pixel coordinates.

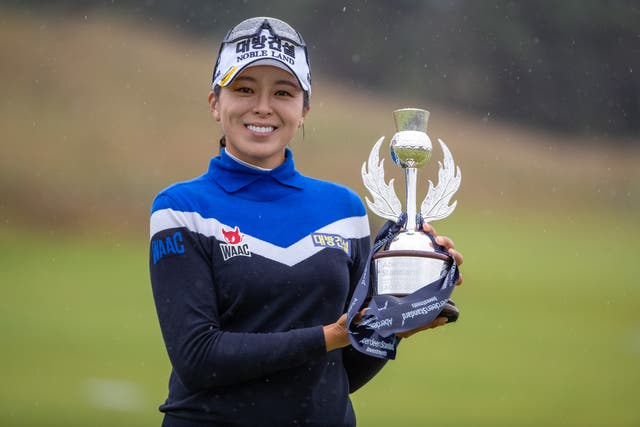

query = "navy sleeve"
[
  {"left": 343, "top": 346, "right": 387, "bottom": 393},
  {"left": 149, "top": 197, "right": 326, "bottom": 391},
  {"left": 341, "top": 233, "right": 388, "bottom": 393}
]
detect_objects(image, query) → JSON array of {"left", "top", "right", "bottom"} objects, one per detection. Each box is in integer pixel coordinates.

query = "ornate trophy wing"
[
  {"left": 361, "top": 136, "right": 402, "bottom": 221},
  {"left": 420, "top": 138, "right": 461, "bottom": 223}
]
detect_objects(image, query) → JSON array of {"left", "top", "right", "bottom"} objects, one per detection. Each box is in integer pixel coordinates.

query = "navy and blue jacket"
[{"left": 149, "top": 149, "right": 386, "bottom": 426}]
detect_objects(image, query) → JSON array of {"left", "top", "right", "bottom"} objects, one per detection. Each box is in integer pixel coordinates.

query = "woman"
[{"left": 149, "top": 17, "right": 463, "bottom": 427}]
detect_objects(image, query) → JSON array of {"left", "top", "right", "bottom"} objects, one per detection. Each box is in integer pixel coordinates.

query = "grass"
[
  {"left": 353, "top": 212, "right": 640, "bottom": 426},
  {"left": 0, "top": 228, "right": 167, "bottom": 427},
  {"left": 1, "top": 212, "right": 638, "bottom": 426}
]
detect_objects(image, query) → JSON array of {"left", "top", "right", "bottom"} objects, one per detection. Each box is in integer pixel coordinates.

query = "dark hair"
[{"left": 213, "top": 84, "right": 310, "bottom": 150}]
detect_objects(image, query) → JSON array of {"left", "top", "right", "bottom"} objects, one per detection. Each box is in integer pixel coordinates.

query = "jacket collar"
[{"left": 207, "top": 148, "right": 305, "bottom": 193}]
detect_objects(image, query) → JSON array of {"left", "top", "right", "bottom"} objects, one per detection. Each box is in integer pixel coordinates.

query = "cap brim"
[{"left": 223, "top": 59, "right": 305, "bottom": 90}]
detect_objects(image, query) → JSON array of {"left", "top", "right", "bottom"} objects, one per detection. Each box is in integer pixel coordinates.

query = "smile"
[{"left": 246, "top": 124, "right": 276, "bottom": 134}]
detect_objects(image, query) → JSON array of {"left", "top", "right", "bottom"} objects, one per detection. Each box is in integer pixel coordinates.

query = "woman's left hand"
[
  {"left": 423, "top": 222, "right": 463, "bottom": 286},
  {"left": 394, "top": 223, "right": 463, "bottom": 339}
]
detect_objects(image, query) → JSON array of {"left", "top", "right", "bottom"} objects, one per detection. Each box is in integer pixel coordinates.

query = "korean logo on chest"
[{"left": 311, "top": 232, "right": 351, "bottom": 256}]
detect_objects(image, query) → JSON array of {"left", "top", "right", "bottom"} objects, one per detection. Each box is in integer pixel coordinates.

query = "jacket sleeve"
[
  {"left": 149, "top": 196, "right": 326, "bottom": 391},
  {"left": 341, "top": 231, "right": 388, "bottom": 393}
]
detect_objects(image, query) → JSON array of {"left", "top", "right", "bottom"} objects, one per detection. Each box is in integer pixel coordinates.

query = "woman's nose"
[{"left": 253, "top": 92, "right": 272, "bottom": 115}]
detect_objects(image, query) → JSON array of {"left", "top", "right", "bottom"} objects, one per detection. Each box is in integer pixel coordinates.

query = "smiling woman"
[
  {"left": 148, "top": 16, "right": 462, "bottom": 427},
  {"left": 208, "top": 65, "right": 308, "bottom": 169}
]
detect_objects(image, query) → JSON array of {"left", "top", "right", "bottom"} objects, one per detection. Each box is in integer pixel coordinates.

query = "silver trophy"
[{"left": 362, "top": 108, "right": 461, "bottom": 295}]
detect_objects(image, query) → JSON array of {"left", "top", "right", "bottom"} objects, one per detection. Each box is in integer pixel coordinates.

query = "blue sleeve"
[
  {"left": 149, "top": 195, "right": 326, "bottom": 391},
  {"left": 341, "top": 231, "right": 388, "bottom": 392}
]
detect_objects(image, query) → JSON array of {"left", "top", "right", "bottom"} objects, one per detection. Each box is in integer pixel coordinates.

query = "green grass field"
[{"left": 1, "top": 212, "right": 638, "bottom": 427}]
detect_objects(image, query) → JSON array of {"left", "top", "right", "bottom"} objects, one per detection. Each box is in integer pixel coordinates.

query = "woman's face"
[{"left": 209, "top": 65, "right": 309, "bottom": 169}]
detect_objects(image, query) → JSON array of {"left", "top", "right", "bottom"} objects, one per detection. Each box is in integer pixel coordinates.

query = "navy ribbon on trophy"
[{"left": 346, "top": 215, "right": 459, "bottom": 360}]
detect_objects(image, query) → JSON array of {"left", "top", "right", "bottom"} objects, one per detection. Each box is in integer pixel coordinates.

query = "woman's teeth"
[{"left": 246, "top": 125, "right": 275, "bottom": 134}]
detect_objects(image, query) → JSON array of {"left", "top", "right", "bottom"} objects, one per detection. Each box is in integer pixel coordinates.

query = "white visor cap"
[{"left": 212, "top": 28, "right": 311, "bottom": 94}]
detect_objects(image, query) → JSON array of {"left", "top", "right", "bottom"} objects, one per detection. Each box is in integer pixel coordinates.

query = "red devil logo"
[{"left": 222, "top": 226, "right": 243, "bottom": 245}]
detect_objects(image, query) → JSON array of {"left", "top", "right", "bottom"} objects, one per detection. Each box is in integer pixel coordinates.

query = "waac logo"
[
  {"left": 219, "top": 226, "right": 251, "bottom": 261},
  {"left": 151, "top": 231, "right": 186, "bottom": 264}
]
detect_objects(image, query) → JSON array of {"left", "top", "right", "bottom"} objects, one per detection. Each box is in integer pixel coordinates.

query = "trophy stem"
[{"left": 405, "top": 167, "right": 418, "bottom": 232}]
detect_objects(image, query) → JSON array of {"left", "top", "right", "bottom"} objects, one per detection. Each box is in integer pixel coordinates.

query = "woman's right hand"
[
  {"left": 323, "top": 313, "right": 350, "bottom": 352},
  {"left": 324, "top": 310, "right": 366, "bottom": 352}
]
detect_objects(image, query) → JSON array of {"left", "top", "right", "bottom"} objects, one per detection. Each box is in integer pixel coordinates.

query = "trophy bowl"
[{"left": 373, "top": 231, "right": 451, "bottom": 296}]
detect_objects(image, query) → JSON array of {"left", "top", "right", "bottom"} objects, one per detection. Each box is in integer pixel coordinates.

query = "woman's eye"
[
  {"left": 236, "top": 87, "right": 253, "bottom": 94},
  {"left": 275, "top": 90, "right": 292, "bottom": 97}
]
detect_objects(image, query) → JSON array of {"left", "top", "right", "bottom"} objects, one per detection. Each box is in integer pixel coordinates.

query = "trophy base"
[{"left": 439, "top": 300, "right": 460, "bottom": 323}]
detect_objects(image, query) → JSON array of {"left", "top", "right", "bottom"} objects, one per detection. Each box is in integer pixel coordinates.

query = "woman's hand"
[
  {"left": 324, "top": 310, "right": 365, "bottom": 352},
  {"left": 423, "top": 222, "right": 463, "bottom": 286},
  {"left": 392, "top": 222, "right": 465, "bottom": 339},
  {"left": 326, "top": 224, "right": 464, "bottom": 350},
  {"left": 323, "top": 313, "right": 350, "bottom": 352}
]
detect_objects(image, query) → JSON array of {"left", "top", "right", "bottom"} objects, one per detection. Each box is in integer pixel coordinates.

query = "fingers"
[
  {"left": 353, "top": 308, "right": 367, "bottom": 325},
  {"left": 434, "top": 316, "right": 448, "bottom": 327},
  {"left": 435, "top": 235, "right": 454, "bottom": 250},
  {"left": 423, "top": 222, "right": 454, "bottom": 251},
  {"left": 423, "top": 222, "right": 464, "bottom": 280},
  {"left": 422, "top": 222, "right": 437, "bottom": 235},
  {"left": 432, "top": 233, "right": 463, "bottom": 267},
  {"left": 447, "top": 247, "right": 463, "bottom": 266},
  {"left": 335, "top": 312, "right": 348, "bottom": 329}
]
